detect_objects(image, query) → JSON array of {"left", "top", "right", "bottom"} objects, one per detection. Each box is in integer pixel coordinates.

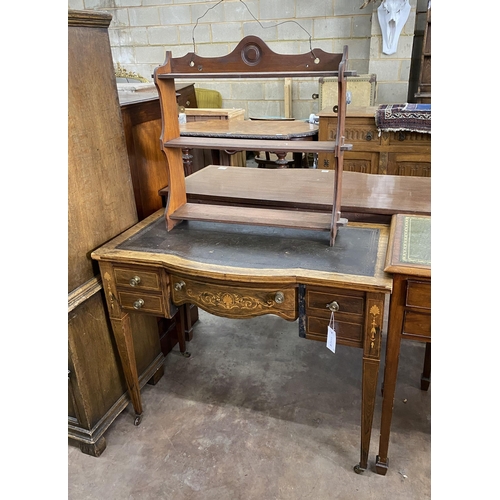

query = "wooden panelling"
[
  {"left": 318, "top": 107, "right": 431, "bottom": 177},
  {"left": 68, "top": 9, "right": 163, "bottom": 457}
]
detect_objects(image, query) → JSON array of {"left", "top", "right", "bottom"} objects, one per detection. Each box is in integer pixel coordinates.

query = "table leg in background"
[
  {"left": 375, "top": 276, "right": 405, "bottom": 475},
  {"left": 176, "top": 303, "right": 191, "bottom": 358},
  {"left": 421, "top": 343, "right": 431, "bottom": 391}
]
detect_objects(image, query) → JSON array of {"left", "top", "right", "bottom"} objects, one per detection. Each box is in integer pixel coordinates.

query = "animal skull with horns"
[{"left": 360, "top": 0, "right": 412, "bottom": 55}]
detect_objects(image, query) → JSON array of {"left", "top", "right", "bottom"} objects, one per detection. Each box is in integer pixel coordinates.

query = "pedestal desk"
[
  {"left": 375, "top": 214, "right": 431, "bottom": 475},
  {"left": 92, "top": 210, "right": 392, "bottom": 473}
]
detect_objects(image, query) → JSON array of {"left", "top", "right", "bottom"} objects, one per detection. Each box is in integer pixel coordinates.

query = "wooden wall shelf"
[{"left": 154, "top": 36, "right": 354, "bottom": 246}]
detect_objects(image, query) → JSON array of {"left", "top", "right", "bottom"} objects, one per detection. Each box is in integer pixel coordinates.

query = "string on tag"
[
  {"left": 191, "top": 0, "right": 318, "bottom": 61},
  {"left": 327, "top": 311, "right": 336, "bottom": 353}
]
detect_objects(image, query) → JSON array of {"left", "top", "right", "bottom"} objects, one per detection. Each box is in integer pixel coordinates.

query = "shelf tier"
[
  {"left": 170, "top": 203, "right": 332, "bottom": 232},
  {"left": 157, "top": 71, "right": 358, "bottom": 79},
  {"left": 164, "top": 137, "right": 351, "bottom": 153}
]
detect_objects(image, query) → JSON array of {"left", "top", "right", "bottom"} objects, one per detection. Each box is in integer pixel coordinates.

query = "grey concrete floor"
[{"left": 68, "top": 309, "right": 431, "bottom": 499}]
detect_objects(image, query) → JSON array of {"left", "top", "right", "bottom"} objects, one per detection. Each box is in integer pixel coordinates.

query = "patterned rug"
[{"left": 375, "top": 103, "right": 431, "bottom": 134}]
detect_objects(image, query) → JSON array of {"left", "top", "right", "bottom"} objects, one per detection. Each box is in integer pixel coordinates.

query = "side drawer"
[
  {"left": 306, "top": 288, "right": 365, "bottom": 318},
  {"left": 304, "top": 287, "right": 365, "bottom": 346},
  {"left": 403, "top": 310, "right": 431, "bottom": 338},
  {"left": 117, "top": 290, "right": 168, "bottom": 316},
  {"left": 114, "top": 266, "right": 162, "bottom": 292},
  {"left": 406, "top": 280, "right": 431, "bottom": 310},
  {"left": 306, "top": 316, "right": 363, "bottom": 347},
  {"left": 170, "top": 274, "right": 297, "bottom": 321}
]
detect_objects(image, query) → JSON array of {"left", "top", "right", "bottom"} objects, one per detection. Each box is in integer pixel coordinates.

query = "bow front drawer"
[{"left": 170, "top": 274, "right": 297, "bottom": 321}]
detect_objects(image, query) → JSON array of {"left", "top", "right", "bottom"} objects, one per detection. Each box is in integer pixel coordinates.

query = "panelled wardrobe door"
[{"left": 68, "top": 9, "right": 164, "bottom": 457}]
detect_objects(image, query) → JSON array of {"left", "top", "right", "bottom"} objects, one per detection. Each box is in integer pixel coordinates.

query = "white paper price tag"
[{"left": 326, "top": 311, "right": 336, "bottom": 353}]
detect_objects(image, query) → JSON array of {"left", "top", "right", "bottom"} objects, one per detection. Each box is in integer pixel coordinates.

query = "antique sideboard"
[{"left": 318, "top": 106, "right": 431, "bottom": 176}]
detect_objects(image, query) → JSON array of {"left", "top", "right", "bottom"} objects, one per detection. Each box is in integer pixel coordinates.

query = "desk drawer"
[
  {"left": 304, "top": 287, "right": 365, "bottom": 347},
  {"left": 118, "top": 290, "right": 167, "bottom": 315},
  {"left": 307, "top": 288, "right": 365, "bottom": 317},
  {"left": 387, "top": 130, "right": 431, "bottom": 146},
  {"left": 403, "top": 310, "right": 431, "bottom": 338},
  {"left": 306, "top": 316, "right": 363, "bottom": 346},
  {"left": 170, "top": 274, "right": 297, "bottom": 320},
  {"left": 114, "top": 266, "right": 162, "bottom": 291},
  {"left": 406, "top": 280, "right": 431, "bottom": 310},
  {"left": 325, "top": 121, "right": 381, "bottom": 145}
]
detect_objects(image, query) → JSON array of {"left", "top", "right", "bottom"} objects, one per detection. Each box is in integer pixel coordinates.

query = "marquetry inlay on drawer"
[
  {"left": 170, "top": 274, "right": 297, "bottom": 321},
  {"left": 114, "top": 266, "right": 162, "bottom": 291},
  {"left": 405, "top": 280, "right": 431, "bottom": 310},
  {"left": 304, "top": 287, "right": 365, "bottom": 346}
]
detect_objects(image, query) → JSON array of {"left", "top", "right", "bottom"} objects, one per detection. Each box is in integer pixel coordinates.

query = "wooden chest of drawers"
[{"left": 318, "top": 106, "right": 431, "bottom": 177}]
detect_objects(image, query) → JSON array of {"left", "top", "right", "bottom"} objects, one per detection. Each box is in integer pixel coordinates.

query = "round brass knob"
[
  {"left": 129, "top": 276, "right": 141, "bottom": 287},
  {"left": 365, "top": 131, "right": 373, "bottom": 141},
  {"left": 174, "top": 281, "right": 186, "bottom": 292},
  {"left": 133, "top": 299, "right": 144, "bottom": 310},
  {"left": 275, "top": 292, "right": 285, "bottom": 304},
  {"left": 326, "top": 301, "right": 339, "bottom": 312}
]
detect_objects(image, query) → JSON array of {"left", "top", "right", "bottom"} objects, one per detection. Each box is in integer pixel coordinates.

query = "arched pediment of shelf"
[{"left": 156, "top": 35, "right": 352, "bottom": 79}]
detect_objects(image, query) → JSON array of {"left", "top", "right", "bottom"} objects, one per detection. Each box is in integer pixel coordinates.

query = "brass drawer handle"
[
  {"left": 174, "top": 281, "right": 186, "bottom": 292},
  {"left": 365, "top": 131, "right": 373, "bottom": 141},
  {"left": 133, "top": 299, "right": 144, "bottom": 310},
  {"left": 129, "top": 276, "right": 141, "bottom": 287},
  {"left": 274, "top": 292, "right": 285, "bottom": 304},
  {"left": 326, "top": 301, "right": 339, "bottom": 312}
]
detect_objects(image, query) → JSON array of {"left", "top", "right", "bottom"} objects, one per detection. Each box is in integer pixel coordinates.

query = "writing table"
[
  {"left": 159, "top": 166, "right": 431, "bottom": 224},
  {"left": 179, "top": 119, "right": 318, "bottom": 172},
  {"left": 92, "top": 209, "right": 392, "bottom": 473},
  {"left": 375, "top": 214, "right": 431, "bottom": 475}
]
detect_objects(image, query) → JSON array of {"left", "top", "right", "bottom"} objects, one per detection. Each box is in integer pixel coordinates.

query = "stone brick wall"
[{"left": 68, "top": 0, "right": 425, "bottom": 114}]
